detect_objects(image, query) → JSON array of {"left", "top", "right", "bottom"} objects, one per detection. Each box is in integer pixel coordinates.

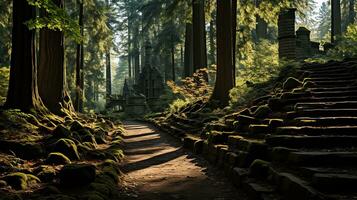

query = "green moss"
[
  {"left": 46, "top": 152, "right": 71, "bottom": 165},
  {"left": 54, "top": 139, "right": 80, "bottom": 160},
  {"left": 283, "top": 77, "right": 302, "bottom": 91},
  {"left": 35, "top": 165, "right": 57, "bottom": 183},
  {"left": 3, "top": 172, "right": 40, "bottom": 190},
  {"left": 253, "top": 105, "right": 272, "bottom": 119},
  {"left": 249, "top": 159, "right": 270, "bottom": 178}
]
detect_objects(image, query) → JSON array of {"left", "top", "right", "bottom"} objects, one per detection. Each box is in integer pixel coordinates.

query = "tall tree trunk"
[
  {"left": 192, "top": 0, "right": 207, "bottom": 72},
  {"left": 171, "top": 41, "right": 176, "bottom": 82},
  {"left": 133, "top": 25, "right": 140, "bottom": 83},
  {"left": 6, "top": 0, "right": 44, "bottom": 111},
  {"left": 75, "top": 0, "right": 84, "bottom": 112},
  {"left": 38, "top": 0, "right": 73, "bottom": 115},
  {"left": 184, "top": 23, "right": 194, "bottom": 77},
  {"left": 255, "top": 0, "right": 268, "bottom": 41},
  {"left": 208, "top": 12, "right": 216, "bottom": 66},
  {"left": 232, "top": 0, "right": 237, "bottom": 86},
  {"left": 211, "top": 0, "right": 234, "bottom": 107},
  {"left": 331, "top": 0, "right": 342, "bottom": 43},
  {"left": 349, "top": 0, "right": 355, "bottom": 26},
  {"left": 128, "top": 15, "right": 132, "bottom": 78},
  {"left": 105, "top": 50, "right": 112, "bottom": 98}
]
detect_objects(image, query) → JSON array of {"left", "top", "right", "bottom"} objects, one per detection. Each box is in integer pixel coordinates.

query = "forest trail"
[{"left": 119, "top": 121, "right": 247, "bottom": 200}]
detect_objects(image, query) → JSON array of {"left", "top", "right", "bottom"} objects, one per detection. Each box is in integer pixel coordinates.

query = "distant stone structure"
[
  {"left": 107, "top": 41, "right": 165, "bottom": 115},
  {"left": 278, "top": 9, "right": 329, "bottom": 61}
]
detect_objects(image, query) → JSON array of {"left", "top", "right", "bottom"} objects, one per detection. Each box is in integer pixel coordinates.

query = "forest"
[{"left": 1, "top": 0, "right": 357, "bottom": 199}]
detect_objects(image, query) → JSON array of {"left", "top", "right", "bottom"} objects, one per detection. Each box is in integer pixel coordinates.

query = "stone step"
[
  {"left": 268, "top": 168, "right": 324, "bottom": 200},
  {"left": 302, "top": 64, "right": 353, "bottom": 72},
  {"left": 312, "top": 173, "right": 357, "bottom": 193},
  {"left": 266, "top": 135, "right": 357, "bottom": 149},
  {"left": 286, "top": 151, "right": 357, "bottom": 166},
  {"left": 305, "top": 75, "right": 356, "bottom": 82},
  {"left": 307, "top": 73, "right": 354, "bottom": 79},
  {"left": 308, "top": 80, "right": 356, "bottom": 87},
  {"left": 283, "top": 91, "right": 357, "bottom": 101},
  {"left": 287, "top": 108, "right": 357, "bottom": 118},
  {"left": 276, "top": 96, "right": 357, "bottom": 107},
  {"left": 299, "top": 167, "right": 357, "bottom": 178},
  {"left": 293, "top": 116, "right": 357, "bottom": 126},
  {"left": 295, "top": 101, "right": 357, "bottom": 110},
  {"left": 276, "top": 126, "right": 357, "bottom": 136},
  {"left": 308, "top": 85, "right": 357, "bottom": 92}
]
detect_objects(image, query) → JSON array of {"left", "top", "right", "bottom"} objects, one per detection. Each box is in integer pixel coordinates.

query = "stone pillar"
[
  {"left": 144, "top": 41, "right": 152, "bottom": 67},
  {"left": 278, "top": 8, "right": 296, "bottom": 60},
  {"left": 331, "top": 0, "right": 342, "bottom": 44},
  {"left": 296, "top": 27, "right": 311, "bottom": 59}
]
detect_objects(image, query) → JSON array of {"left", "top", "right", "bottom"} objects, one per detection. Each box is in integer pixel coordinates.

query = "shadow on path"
[{"left": 119, "top": 121, "right": 247, "bottom": 200}]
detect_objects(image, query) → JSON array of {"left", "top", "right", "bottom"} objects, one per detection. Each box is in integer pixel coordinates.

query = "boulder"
[
  {"left": 59, "top": 164, "right": 96, "bottom": 187},
  {"left": 52, "top": 125, "right": 71, "bottom": 139},
  {"left": 283, "top": 77, "right": 302, "bottom": 91},
  {"left": 53, "top": 139, "right": 80, "bottom": 160},
  {"left": 2, "top": 172, "right": 40, "bottom": 190},
  {"left": 46, "top": 152, "right": 71, "bottom": 165},
  {"left": 253, "top": 105, "right": 272, "bottom": 119}
]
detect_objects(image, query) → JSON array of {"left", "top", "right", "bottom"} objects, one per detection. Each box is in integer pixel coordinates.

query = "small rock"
[
  {"left": 46, "top": 152, "right": 71, "bottom": 165},
  {"left": 59, "top": 164, "right": 96, "bottom": 187},
  {"left": 2, "top": 172, "right": 40, "bottom": 190},
  {"left": 53, "top": 139, "right": 80, "bottom": 160},
  {"left": 52, "top": 125, "right": 71, "bottom": 139},
  {"left": 283, "top": 77, "right": 302, "bottom": 91}
]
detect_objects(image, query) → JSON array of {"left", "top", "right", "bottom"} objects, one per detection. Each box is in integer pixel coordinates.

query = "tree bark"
[
  {"left": 38, "top": 0, "right": 73, "bottom": 115},
  {"left": 184, "top": 23, "right": 194, "bottom": 77},
  {"left": 192, "top": 0, "right": 207, "bottom": 72},
  {"left": 75, "top": 0, "right": 84, "bottom": 112},
  {"left": 171, "top": 40, "right": 176, "bottom": 82},
  {"left": 6, "top": 0, "right": 44, "bottom": 111},
  {"left": 232, "top": 0, "right": 237, "bottom": 86},
  {"left": 128, "top": 14, "right": 132, "bottom": 78},
  {"left": 133, "top": 24, "right": 140, "bottom": 83},
  {"left": 349, "top": 0, "right": 355, "bottom": 26},
  {"left": 208, "top": 12, "right": 216, "bottom": 66},
  {"left": 331, "top": 0, "right": 342, "bottom": 43},
  {"left": 105, "top": 50, "right": 112, "bottom": 98},
  {"left": 211, "top": 0, "right": 234, "bottom": 107}
]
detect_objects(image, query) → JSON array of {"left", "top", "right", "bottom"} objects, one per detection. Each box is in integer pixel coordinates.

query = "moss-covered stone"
[
  {"left": 46, "top": 152, "right": 71, "bottom": 165},
  {"left": 249, "top": 159, "right": 270, "bottom": 179},
  {"left": 53, "top": 139, "right": 80, "bottom": 160},
  {"left": 70, "top": 121, "right": 85, "bottom": 132},
  {"left": 34, "top": 165, "right": 57, "bottom": 183},
  {"left": 52, "top": 125, "right": 71, "bottom": 139},
  {"left": 59, "top": 164, "right": 96, "bottom": 187},
  {"left": 0, "top": 180, "right": 7, "bottom": 187},
  {"left": 253, "top": 105, "right": 272, "bottom": 119},
  {"left": 283, "top": 77, "right": 302, "bottom": 91},
  {"left": 2, "top": 172, "right": 40, "bottom": 190}
]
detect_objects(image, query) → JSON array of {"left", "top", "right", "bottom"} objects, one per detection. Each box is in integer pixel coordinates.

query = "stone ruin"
[
  {"left": 278, "top": 9, "right": 332, "bottom": 61},
  {"left": 107, "top": 42, "right": 164, "bottom": 116}
]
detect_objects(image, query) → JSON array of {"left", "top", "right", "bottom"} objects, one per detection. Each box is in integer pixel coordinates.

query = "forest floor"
[{"left": 119, "top": 121, "right": 248, "bottom": 200}]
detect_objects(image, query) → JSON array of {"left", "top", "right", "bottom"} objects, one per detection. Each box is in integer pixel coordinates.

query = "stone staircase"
[{"left": 179, "top": 60, "right": 357, "bottom": 200}]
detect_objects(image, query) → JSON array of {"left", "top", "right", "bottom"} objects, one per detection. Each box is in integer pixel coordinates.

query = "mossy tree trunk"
[
  {"left": 348, "top": 0, "right": 355, "bottom": 26},
  {"left": 192, "top": 0, "right": 207, "bottom": 72},
  {"left": 255, "top": 0, "right": 268, "bottom": 41},
  {"left": 5, "top": 0, "right": 44, "bottom": 112},
  {"left": 208, "top": 12, "right": 216, "bottom": 66},
  {"left": 75, "top": 0, "right": 84, "bottom": 112},
  {"left": 38, "top": 0, "right": 73, "bottom": 115},
  {"left": 211, "top": 0, "right": 234, "bottom": 107},
  {"left": 184, "top": 23, "right": 194, "bottom": 77}
]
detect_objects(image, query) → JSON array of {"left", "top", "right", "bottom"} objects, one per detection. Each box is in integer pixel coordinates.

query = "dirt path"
[{"left": 119, "top": 121, "right": 248, "bottom": 200}]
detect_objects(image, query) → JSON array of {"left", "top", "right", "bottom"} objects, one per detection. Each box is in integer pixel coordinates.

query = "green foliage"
[
  {"left": 26, "top": 0, "right": 81, "bottom": 43},
  {"left": 167, "top": 69, "right": 213, "bottom": 101},
  {"left": 327, "top": 24, "right": 357, "bottom": 59},
  {"left": 238, "top": 40, "right": 280, "bottom": 84},
  {"left": 0, "top": 67, "right": 9, "bottom": 104}
]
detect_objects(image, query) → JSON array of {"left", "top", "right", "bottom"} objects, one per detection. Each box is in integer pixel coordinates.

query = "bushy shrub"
[
  {"left": 0, "top": 67, "right": 9, "bottom": 104},
  {"left": 327, "top": 24, "right": 357, "bottom": 59}
]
